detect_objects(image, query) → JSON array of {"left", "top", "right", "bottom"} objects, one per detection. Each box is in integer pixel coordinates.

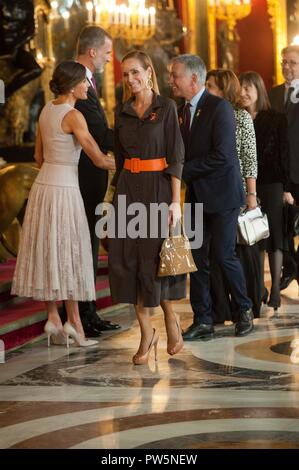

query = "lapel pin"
[{"left": 149, "top": 112, "right": 157, "bottom": 121}]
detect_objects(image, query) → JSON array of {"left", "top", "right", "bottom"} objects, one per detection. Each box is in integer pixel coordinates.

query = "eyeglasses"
[{"left": 281, "top": 60, "right": 299, "bottom": 67}]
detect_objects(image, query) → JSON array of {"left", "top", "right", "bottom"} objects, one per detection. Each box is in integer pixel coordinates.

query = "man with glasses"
[{"left": 269, "top": 45, "right": 298, "bottom": 291}]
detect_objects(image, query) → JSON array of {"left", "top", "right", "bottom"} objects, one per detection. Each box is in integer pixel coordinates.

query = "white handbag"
[{"left": 237, "top": 207, "right": 270, "bottom": 246}]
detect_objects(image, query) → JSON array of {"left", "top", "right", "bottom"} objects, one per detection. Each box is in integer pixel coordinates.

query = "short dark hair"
[
  {"left": 49, "top": 60, "right": 86, "bottom": 96},
  {"left": 239, "top": 71, "right": 270, "bottom": 112},
  {"left": 77, "top": 26, "right": 112, "bottom": 55},
  {"left": 206, "top": 69, "right": 241, "bottom": 107}
]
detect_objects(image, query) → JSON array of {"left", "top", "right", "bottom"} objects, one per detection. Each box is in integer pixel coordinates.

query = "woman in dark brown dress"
[{"left": 108, "top": 50, "right": 186, "bottom": 365}]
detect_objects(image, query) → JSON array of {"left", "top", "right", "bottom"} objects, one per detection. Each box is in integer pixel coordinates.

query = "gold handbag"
[{"left": 158, "top": 222, "right": 197, "bottom": 277}]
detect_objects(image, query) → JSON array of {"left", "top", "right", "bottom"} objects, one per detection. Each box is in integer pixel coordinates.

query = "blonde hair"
[{"left": 121, "top": 50, "right": 159, "bottom": 102}]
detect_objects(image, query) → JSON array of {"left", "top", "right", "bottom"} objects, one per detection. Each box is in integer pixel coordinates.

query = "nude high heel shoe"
[
  {"left": 132, "top": 328, "right": 159, "bottom": 365},
  {"left": 167, "top": 314, "right": 184, "bottom": 356},
  {"left": 44, "top": 320, "right": 73, "bottom": 347},
  {"left": 63, "top": 322, "right": 98, "bottom": 348}
]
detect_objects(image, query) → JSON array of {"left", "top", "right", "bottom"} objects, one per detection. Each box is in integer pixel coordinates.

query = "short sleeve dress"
[{"left": 108, "top": 93, "right": 186, "bottom": 307}]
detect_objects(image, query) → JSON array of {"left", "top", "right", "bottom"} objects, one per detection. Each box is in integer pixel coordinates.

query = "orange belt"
[{"left": 124, "top": 157, "right": 167, "bottom": 174}]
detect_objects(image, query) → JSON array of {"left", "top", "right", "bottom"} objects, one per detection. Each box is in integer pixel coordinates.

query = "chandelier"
[
  {"left": 85, "top": 0, "right": 156, "bottom": 45},
  {"left": 49, "top": 1, "right": 156, "bottom": 44},
  {"left": 208, "top": 0, "right": 252, "bottom": 40}
]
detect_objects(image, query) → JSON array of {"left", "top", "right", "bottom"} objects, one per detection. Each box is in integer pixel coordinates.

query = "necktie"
[
  {"left": 90, "top": 75, "right": 98, "bottom": 96},
  {"left": 285, "top": 86, "right": 294, "bottom": 110},
  {"left": 182, "top": 102, "right": 191, "bottom": 146}
]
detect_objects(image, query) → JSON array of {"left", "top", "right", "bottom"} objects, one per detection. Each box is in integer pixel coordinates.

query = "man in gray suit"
[{"left": 269, "top": 45, "right": 298, "bottom": 290}]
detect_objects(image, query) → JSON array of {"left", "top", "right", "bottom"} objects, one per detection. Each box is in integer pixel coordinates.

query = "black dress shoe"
[
  {"left": 280, "top": 274, "right": 296, "bottom": 291},
  {"left": 93, "top": 319, "right": 121, "bottom": 331},
  {"left": 235, "top": 309, "right": 254, "bottom": 337},
  {"left": 83, "top": 323, "right": 102, "bottom": 338},
  {"left": 182, "top": 323, "right": 215, "bottom": 341}
]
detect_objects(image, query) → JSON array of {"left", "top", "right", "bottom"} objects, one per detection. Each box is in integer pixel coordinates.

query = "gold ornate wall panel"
[
  {"left": 180, "top": 0, "right": 209, "bottom": 63},
  {"left": 207, "top": 0, "right": 287, "bottom": 81},
  {"left": 207, "top": 2, "right": 217, "bottom": 68},
  {"left": 186, "top": 0, "right": 198, "bottom": 54},
  {"left": 267, "top": 0, "right": 287, "bottom": 85},
  {"left": 103, "top": 60, "right": 116, "bottom": 127},
  {"left": 34, "top": 0, "right": 55, "bottom": 103}
]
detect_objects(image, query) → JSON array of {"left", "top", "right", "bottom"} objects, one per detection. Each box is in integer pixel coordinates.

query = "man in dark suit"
[
  {"left": 75, "top": 26, "right": 120, "bottom": 336},
  {"left": 169, "top": 54, "right": 253, "bottom": 339},
  {"left": 269, "top": 45, "right": 299, "bottom": 291}
]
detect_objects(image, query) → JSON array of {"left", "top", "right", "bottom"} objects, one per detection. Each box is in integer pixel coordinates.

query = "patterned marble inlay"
[
  {"left": 136, "top": 431, "right": 299, "bottom": 449},
  {"left": 1, "top": 274, "right": 299, "bottom": 449}
]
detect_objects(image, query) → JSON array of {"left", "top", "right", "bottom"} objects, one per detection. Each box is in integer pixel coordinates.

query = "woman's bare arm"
[{"left": 63, "top": 109, "right": 115, "bottom": 171}]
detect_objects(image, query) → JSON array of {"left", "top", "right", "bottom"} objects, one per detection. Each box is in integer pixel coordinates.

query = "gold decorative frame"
[
  {"left": 207, "top": 2, "right": 217, "bottom": 69},
  {"left": 267, "top": 0, "right": 287, "bottom": 85},
  {"left": 103, "top": 60, "right": 116, "bottom": 127},
  {"left": 178, "top": 0, "right": 210, "bottom": 64},
  {"left": 34, "top": 0, "right": 55, "bottom": 103},
  {"left": 206, "top": 0, "right": 287, "bottom": 82}
]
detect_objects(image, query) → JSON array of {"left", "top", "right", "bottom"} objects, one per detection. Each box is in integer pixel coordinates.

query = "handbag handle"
[
  {"left": 240, "top": 203, "right": 262, "bottom": 216},
  {"left": 169, "top": 220, "right": 188, "bottom": 239}
]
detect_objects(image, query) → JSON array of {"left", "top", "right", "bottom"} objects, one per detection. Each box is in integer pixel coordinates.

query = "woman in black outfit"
[{"left": 239, "top": 71, "right": 294, "bottom": 314}]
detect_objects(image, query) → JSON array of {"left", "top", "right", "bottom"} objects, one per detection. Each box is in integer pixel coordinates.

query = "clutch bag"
[{"left": 158, "top": 222, "right": 197, "bottom": 277}]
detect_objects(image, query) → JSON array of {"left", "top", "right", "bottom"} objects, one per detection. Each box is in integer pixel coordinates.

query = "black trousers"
[
  {"left": 210, "top": 243, "right": 262, "bottom": 323},
  {"left": 190, "top": 207, "right": 252, "bottom": 325}
]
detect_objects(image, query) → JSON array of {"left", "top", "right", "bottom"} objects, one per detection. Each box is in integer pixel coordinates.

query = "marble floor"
[{"left": 1, "top": 276, "right": 299, "bottom": 451}]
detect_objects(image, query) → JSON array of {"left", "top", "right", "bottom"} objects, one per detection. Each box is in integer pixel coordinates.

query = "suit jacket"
[
  {"left": 268, "top": 83, "right": 285, "bottom": 113},
  {"left": 180, "top": 89, "right": 245, "bottom": 213},
  {"left": 75, "top": 84, "right": 114, "bottom": 204},
  {"left": 269, "top": 83, "right": 299, "bottom": 184}
]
